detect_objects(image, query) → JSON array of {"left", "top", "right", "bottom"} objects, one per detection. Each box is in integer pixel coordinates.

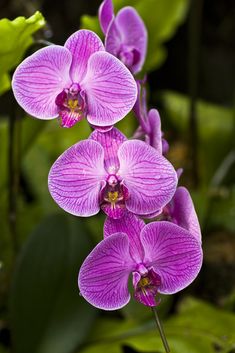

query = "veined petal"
[
  {"left": 12, "top": 46, "right": 72, "bottom": 119},
  {"left": 104, "top": 212, "right": 145, "bottom": 263},
  {"left": 48, "top": 140, "right": 106, "bottom": 217},
  {"left": 99, "top": 0, "right": 114, "bottom": 35},
  {"left": 90, "top": 127, "right": 126, "bottom": 172},
  {"left": 81, "top": 51, "right": 137, "bottom": 127},
  {"left": 78, "top": 233, "right": 135, "bottom": 310},
  {"left": 106, "top": 7, "right": 147, "bottom": 74},
  {"left": 64, "top": 30, "right": 104, "bottom": 83},
  {"left": 118, "top": 140, "right": 178, "bottom": 215},
  {"left": 104, "top": 16, "right": 121, "bottom": 57},
  {"left": 172, "top": 187, "right": 202, "bottom": 242},
  {"left": 141, "top": 221, "right": 203, "bottom": 294}
]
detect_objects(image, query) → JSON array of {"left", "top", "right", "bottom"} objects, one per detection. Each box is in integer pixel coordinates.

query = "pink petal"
[
  {"left": 99, "top": 0, "right": 114, "bottom": 35},
  {"left": 64, "top": 30, "right": 104, "bottom": 83},
  {"left": 106, "top": 7, "right": 147, "bottom": 74},
  {"left": 147, "top": 109, "right": 162, "bottom": 154},
  {"left": 81, "top": 51, "right": 137, "bottom": 127},
  {"left": 48, "top": 140, "right": 106, "bottom": 217},
  {"left": 12, "top": 46, "right": 72, "bottom": 119},
  {"left": 172, "top": 187, "right": 202, "bottom": 242},
  {"left": 141, "top": 221, "right": 203, "bottom": 294},
  {"left": 104, "top": 212, "right": 145, "bottom": 263},
  {"left": 90, "top": 127, "right": 126, "bottom": 172},
  {"left": 78, "top": 233, "right": 135, "bottom": 310},
  {"left": 118, "top": 140, "right": 178, "bottom": 216}
]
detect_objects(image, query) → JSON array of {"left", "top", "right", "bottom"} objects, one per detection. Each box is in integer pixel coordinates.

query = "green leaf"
[
  {"left": 167, "top": 297, "right": 235, "bottom": 351},
  {"left": 0, "top": 11, "right": 45, "bottom": 94},
  {"left": 0, "top": 73, "right": 10, "bottom": 95},
  {"left": 161, "top": 91, "right": 234, "bottom": 185},
  {"left": 80, "top": 344, "right": 122, "bottom": 353},
  {"left": 80, "top": 0, "right": 189, "bottom": 72},
  {"left": 81, "top": 298, "right": 235, "bottom": 353},
  {"left": 10, "top": 214, "right": 97, "bottom": 353}
]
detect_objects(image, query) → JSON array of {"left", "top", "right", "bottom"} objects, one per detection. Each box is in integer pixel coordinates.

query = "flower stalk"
[{"left": 152, "top": 307, "right": 170, "bottom": 353}]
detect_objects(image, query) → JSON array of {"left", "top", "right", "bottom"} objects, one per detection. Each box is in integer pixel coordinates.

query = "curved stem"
[{"left": 151, "top": 307, "right": 170, "bottom": 353}]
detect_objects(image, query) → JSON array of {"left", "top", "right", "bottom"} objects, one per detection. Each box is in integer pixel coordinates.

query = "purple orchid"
[
  {"left": 133, "top": 82, "right": 169, "bottom": 155},
  {"left": 12, "top": 29, "right": 137, "bottom": 129},
  {"left": 48, "top": 127, "right": 177, "bottom": 219},
  {"left": 99, "top": 0, "right": 147, "bottom": 74},
  {"left": 160, "top": 186, "right": 202, "bottom": 243},
  {"left": 78, "top": 212, "right": 203, "bottom": 310}
]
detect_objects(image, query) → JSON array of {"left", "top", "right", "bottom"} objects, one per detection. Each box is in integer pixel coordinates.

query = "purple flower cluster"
[{"left": 12, "top": 0, "right": 202, "bottom": 316}]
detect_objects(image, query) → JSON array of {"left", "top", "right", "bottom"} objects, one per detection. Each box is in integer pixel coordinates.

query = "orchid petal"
[
  {"left": 118, "top": 140, "right": 178, "bottom": 215},
  {"left": 106, "top": 7, "right": 147, "bottom": 74},
  {"left": 81, "top": 51, "right": 137, "bottom": 127},
  {"left": 48, "top": 140, "right": 106, "bottom": 217},
  {"left": 172, "top": 187, "right": 202, "bottom": 242},
  {"left": 141, "top": 221, "right": 203, "bottom": 294},
  {"left": 104, "top": 212, "right": 145, "bottom": 263},
  {"left": 78, "top": 233, "right": 135, "bottom": 310},
  {"left": 65, "top": 30, "right": 104, "bottom": 83},
  {"left": 148, "top": 109, "right": 162, "bottom": 154},
  {"left": 12, "top": 46, "right": 72, "bottom": 119},
  {"left": 99, "top": 0, "right": 114, "bottom": 35},
  {"left": 90, "top": 127, "right": 126, "bottom": 172},
  {"left": 133, "top": 82, "right": 149, "bottom": 132}
]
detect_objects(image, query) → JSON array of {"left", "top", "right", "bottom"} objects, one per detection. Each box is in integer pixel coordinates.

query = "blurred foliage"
[
  {"left": 161, "top": 90, "right": 234, "bottom": 186},
  {"left": 79, "top": 297, "right": 235, "bottom": 353},
  {"left": 10, "top": 214, "right": 97, "bottom": 353},
  {"left": 0, "top": 12, "right": 45, "bottom": 95},
  {"left": 161, "top": 90, "right": 235, "bottom": 235},
  {"left": 81, "top": 0, "right": 190, "bottom": 72}
]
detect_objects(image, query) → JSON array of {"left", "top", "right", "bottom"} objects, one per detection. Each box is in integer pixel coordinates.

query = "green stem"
[
  {"left": 8, "top": 104, "right": 21, "bottom": 257},
  {"left": 151, "top": 307, "right": 170, "bottom": 353}
]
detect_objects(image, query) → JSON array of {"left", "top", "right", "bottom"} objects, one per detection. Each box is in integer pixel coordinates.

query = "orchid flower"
[
  {"left": 78, "top": 212, "right": 203, "bottom": 310},
  {"left": 48, "top": 127, "right": 177, "bottom": 219},
  {"left": 161, "top": 186, "right": 202, "bottom": 243},
  {"left": 133, "top": 81, "right": 169, "bottom": 154},
  {"left": 12, "top": 29, "right": 137, "bottom": 129},
  {"left": 99, "top": 0, "right": 147, "bottom": 74}
]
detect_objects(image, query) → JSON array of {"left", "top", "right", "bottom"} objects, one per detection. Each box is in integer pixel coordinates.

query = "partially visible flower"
[
  {"left": 133, "top": 82, "right": 169, "bottom": 154},
  {"left": 99, "top": 0, "right": 147, "bottom": 74},
  {"left": 48, "top": 128, "right": 177, "bottom": 219},
  {"left": 12, "top": 29, "right": 137, "bottom": 129},
  {"left": 160, "top": 186, "right": 202, "bottom": 242},
  {"left": 78, "top": 212, "right": 203, "bottom": 310}
]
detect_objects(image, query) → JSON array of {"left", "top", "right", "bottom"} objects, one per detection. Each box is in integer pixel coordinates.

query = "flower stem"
[
  {"left": 151, "top": 307, "right": 170, "bottom": 353},
  {"left": 8, "top": 105, "right": 21, "bottom": 257}
]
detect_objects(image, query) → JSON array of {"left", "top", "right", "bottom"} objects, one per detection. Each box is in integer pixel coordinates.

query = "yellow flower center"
[
  {"left": 139, "top": 276, "right": 150, "bottom": 288},
  {"left": 107, "top": 191, "right": 119, "bottom": 203},
  {"left": 67, "top": 99, "right": 79, "bottom": 111}
]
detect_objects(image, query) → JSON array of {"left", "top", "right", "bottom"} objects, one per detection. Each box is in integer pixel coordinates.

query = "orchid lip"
[
  {"left": 100, "top": 174, "right": 129, "bottom": 219},
  {"left": 55, "top": 83, "right": 86, "bottom": 128},
  {"left": 133, "top": 264, "right": 161, "bottom": 307}
]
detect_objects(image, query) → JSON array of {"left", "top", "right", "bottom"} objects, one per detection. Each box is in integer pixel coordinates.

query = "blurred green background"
[{"left": 0, "top": 0, "right": 235, "bottom": 352}]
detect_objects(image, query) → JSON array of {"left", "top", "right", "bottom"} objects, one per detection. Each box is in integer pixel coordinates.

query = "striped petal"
[
  {"left": 78, "top": 233, "right": 135, "bottom": 310},
  {"left": 81, "top": 51, "right": 137, "bottom": 127},
  {"left": 118, "top": 140, "right": 178, "bottom": 216},
  {"left": 141, "top": 221, "right": 203, "bottom": 294},
  {"left": 48, "top": 140, "right": 106, "bottom": 217},
  {"left": 12, "top": 46, "right": 72, "bottom": 119}
]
